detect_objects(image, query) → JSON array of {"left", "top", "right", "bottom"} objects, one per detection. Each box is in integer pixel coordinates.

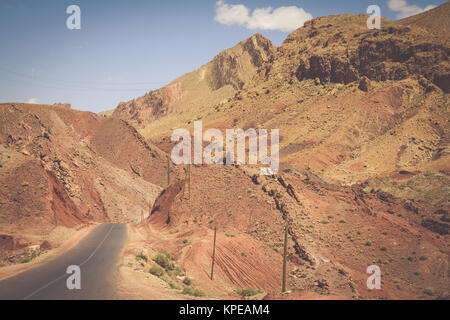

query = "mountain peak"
[{"left": 396, "top": 1, "right": 449, "bottom": 44}]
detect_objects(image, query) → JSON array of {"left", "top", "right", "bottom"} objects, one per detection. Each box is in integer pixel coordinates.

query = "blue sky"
[{"left": 0, "top": 0, "right": 445, "bottom": 112}]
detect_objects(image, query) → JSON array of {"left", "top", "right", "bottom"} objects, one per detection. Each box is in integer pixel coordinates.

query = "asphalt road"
[{"left": 0, "top": 223, "right": 127, "bottom": 300}]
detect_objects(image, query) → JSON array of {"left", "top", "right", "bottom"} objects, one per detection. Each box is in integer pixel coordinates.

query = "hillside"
[
  {"left": 0, "top": 3, "right": 448, "bottom": 300},
  {"left": 111, "top": 4, "right": 449, "bottom": 299},
  {"left": 0, "top": 103, "right": 174, "bottom": 265},
  {"left": 112, "top": 33, "right": 276, "bottom": 139},
  {"left": 112, "top": 6, "right": 449, "bottom": 193}
]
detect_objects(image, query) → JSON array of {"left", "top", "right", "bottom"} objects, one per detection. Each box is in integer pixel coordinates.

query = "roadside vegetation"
[{"left": 134, "top": 251, "right": 206, "bottom": 297}]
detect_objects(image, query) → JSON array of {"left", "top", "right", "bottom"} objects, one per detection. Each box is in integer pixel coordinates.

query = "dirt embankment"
[
  {"left": 0, "top": 103, "right": 167, "bottom": 266},
  {"left": 119, "top": 161, "right": 448, "bottom": 300}
]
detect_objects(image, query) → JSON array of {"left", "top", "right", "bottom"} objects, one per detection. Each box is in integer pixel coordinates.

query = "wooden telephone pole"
[
  {"left": 282, "top": 224, "right": 288, "bottom": 293},
  {"left": 210, "top": 226, "right": 217, "bottom": 280},
  {"left": 187, "top": 163, "right": 191, "bottom": 200},
  {"left": 167, "top": 158, "right": 171, "bottom": 186}
]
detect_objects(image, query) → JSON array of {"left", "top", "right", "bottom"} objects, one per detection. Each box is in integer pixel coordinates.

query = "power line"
[{"left": 0, "top": 66, "right": 171, "bottom": 92}]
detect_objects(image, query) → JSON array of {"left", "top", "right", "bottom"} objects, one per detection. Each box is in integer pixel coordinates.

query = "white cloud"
[
  {"left": 388, "top": 0, "right": 436, "bottom": 19},
  {"left": 27, "top": 98, "right": 38, "bottom": 104},
  {"left": 214, "top": 1, "right": 313, "bottom": 32}
]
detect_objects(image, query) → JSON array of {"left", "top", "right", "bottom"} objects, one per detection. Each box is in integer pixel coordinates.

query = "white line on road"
[{"left": 23, "top": 224, "right": 115, "bottom": 300}]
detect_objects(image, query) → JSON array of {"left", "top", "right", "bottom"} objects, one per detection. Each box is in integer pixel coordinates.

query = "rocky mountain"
[
  {"left": 112, "top": 33, "right": 276, "bottom": 138},
  {"left": 1, "top": 3, "right": 448, "bottom": 300},
  {"left": 112, "top": 5, "right": 449, "bottom": 191},
  {"left": 111, "top": 3, "right": 449, "bottom": 299},
  {"left": 0, "top": 103, "right": 174, "bottom": 265}
]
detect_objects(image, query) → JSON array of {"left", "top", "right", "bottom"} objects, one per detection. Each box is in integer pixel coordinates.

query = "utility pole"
[
  {"left": 167, "top": 158, "right": 171, "bottom": 186},
  {"left": 182, "top": 165, "right": 186, "bottom": 199},
  {"left": 282, "top": 224, "right": 288, "bottom": 293},
  {"left": 187, "top": 163, "right": 191, "bottom": 200},
  {"left": 210, "top": 226, "right": 217, "bottom": 280}
]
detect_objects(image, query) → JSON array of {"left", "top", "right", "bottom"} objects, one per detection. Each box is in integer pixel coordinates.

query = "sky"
[{"left": 0, "top": 0, "right": 446, "bottom": 113}]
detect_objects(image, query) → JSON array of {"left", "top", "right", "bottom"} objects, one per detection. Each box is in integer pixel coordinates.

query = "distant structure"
[{"left": 53, "top": 103, "right": 71, "bottom": 108}]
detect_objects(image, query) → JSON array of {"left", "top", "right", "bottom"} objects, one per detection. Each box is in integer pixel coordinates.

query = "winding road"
[{"left": 0, "top": 223, "right": 127, "bottom": 300}]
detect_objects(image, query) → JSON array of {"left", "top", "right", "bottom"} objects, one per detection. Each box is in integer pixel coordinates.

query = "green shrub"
[
  {"left": 183, "top": 277, "right": 192, "bottom": 286},
  {"left": 149, "top": 265, "right": 164, "bottom": 277},
  {"left": 169, "top": 282, "right": 181, "bottom": 290},
  {"left": 182, "top": 286, "right": 205, "bottom": 297},
  {"left": 423, "top": 287, "right": 434, "bottom": 296},
  {"left": 163, "top": 277, "right": 181, "bottom": 290},
  {"left": 237, "top": 287, "right": 261, "bottom": 297},
  {"left": 136, "top": 254, "right": 148, "bottom": 262},
  {"left": 182, "top": 238, "right": 189, "bottom": 244},
  {"left": 364, "top": 241, "right": 372, "bottom": 246},
  {"left": 380, "top": 246, "right": 387, "bottom": 251},
  {"left": 182, "top": 286, "right": 194, "bottom": 296},
  {"left": 419, "top": 256, "right": 427, "bottom": 261},
  {"left": 153, "top": 252, "right": 173, "bottom": 269},
  {"left": 167, "top": 264, "right": 184, "bottom": 277}
]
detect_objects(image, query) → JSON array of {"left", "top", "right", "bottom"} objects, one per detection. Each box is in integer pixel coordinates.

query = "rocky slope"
[
  {"left": 1, "top": 3, "right": 448, "bottom": 300},
  {"left": 0, "top": 103, "right": 173, "bottom": 265},
  {"left": 111, "top": 4, "right": 449, "bottom": 299},
  {"left": 112, "top": 33, "right": 276, "bottom": 138}
]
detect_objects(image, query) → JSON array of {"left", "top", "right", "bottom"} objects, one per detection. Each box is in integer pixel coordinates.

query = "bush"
[
  {"left": 183, "top": 277, "right": 192, "bottom": 286},
  {"left": 168, "top": 281, "right": 181, "bottom": 290},
  {"left": 153, "top": 252, "right": 173, "bottom": 269},
  {"left": 364, "top": 241, "right": 372, "bottom": 246},
  {"left": 136, "top": 254, "right": 148, "bottom": 262},
  {"left": 149, "top": 265, "right": 164, "bottom": 277},
  {"left": 161, "top": 276, "right": 181, "bottom": 290},
  {"left": 380, "top": 246, "right": 387, "bottom": 251},
  {"left": 423, "top": 287, "right": 434, "bottom": 296},
  {"left": 167, "top": 264, "right": 185, "bottom": 277},
  {"left": 237, "top": 288, "right": 260, "bottom": 297},
  {"left": 182, "top": 286, "right": 205, "bottom": 297}
]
